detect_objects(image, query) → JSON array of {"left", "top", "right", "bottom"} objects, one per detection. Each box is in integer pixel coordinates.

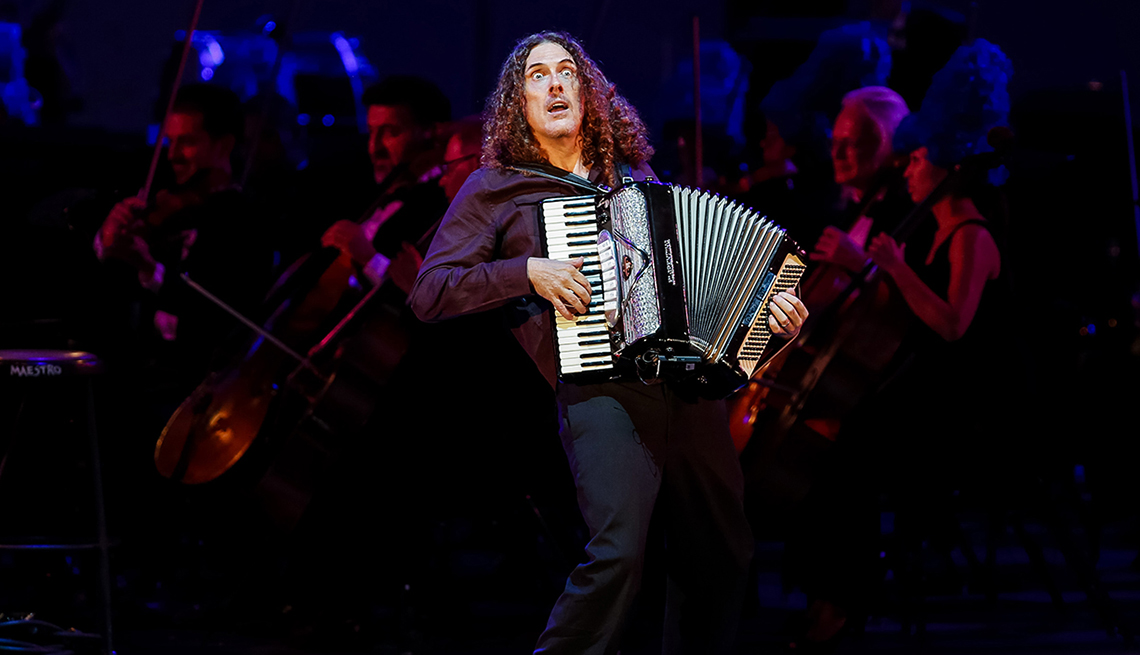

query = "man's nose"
[{"left": 371, "top": 136, "right": 387, "bottom": 156}]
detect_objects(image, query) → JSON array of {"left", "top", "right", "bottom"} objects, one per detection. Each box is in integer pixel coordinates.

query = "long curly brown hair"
[{"left": 482, "top": 31, "right": 654, "bottom": 187}]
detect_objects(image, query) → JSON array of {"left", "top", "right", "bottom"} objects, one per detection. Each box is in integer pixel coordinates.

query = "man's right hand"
[
  {"left": 100, "top": 197, "right": 146, "bottom": 250},
  {"left": 809, "top": 225, "right": 868, "bottom": 273},
  {"left": 527, "top": 256, "right": 592, "bottom": 321}
]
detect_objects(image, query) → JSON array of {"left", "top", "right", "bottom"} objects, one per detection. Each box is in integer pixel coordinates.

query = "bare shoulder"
[{"left": 951, "top": 222, "right": 1001, "bottom": 276}]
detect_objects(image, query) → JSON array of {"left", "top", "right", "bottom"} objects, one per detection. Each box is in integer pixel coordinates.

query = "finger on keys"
[
  {"left": 566, "top": 286, "right": 589, "bottom": 315},
  {"left": 553, "top": 298, "right": 576, "bottom": 321},
  {"left": 571, "top": 268, "right": 593, "bottom": 298}
]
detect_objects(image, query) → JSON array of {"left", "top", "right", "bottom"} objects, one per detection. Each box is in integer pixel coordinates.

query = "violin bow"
[{"left": 138, "top": 0, "right": 207, "bottom": 203}]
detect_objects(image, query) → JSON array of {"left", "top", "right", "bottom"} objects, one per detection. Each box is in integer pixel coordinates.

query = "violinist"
[
  {"left": 782, "top": 40, "right": 1014, "bottom": 651},
  {"left": 94, "top": 83, "right": 275, "bottom": 394}
]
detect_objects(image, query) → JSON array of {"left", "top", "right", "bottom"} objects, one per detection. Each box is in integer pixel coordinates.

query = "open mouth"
[{"left": 547, "top": 100, "right": 570, "bottom": 114}]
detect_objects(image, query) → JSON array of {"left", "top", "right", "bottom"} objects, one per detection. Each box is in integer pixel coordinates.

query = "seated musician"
[
  {"left": 381, "top": 114, "right": 485, "bottom": 293},
  {"left": 318, "top": 75, "right": 451, "bottom": 298},
  {"left": 809, "top": 86, "right": 915, "bottom": 276},
  {"left": 409, "top": 31, "right": 808, "bottom": 654},
  {"left": 754, "top": 22, "right": 894, "bottom": 249},
  {"left": 782, "top": 39, "right": 1013, "bottom": 651},
  {"left": 95, "top": 83, "right": 275, "bottom": 392},
  {"left": 274, "top": 114, "right": 492, "bottom": 642}
]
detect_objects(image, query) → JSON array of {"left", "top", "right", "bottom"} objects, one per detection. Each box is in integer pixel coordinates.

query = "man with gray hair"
[{"left": 810, "top": 86, "right": 917, "bottom": 275}]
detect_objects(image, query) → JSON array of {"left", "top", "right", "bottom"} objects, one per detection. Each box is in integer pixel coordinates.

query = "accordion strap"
[
  {"left": 507, "top": 162, "right": 603, "bottom": 195},
  {"left": 617, "top": 162, "right": 635, "bottom": 184}
]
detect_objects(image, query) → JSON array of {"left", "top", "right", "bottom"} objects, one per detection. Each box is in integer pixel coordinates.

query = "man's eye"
[
  {"left": 560, "top": 69, "right": 574, "bottom": 79},
  {"left": 531, "top": 71, "right": 545, "bottom": 81}
]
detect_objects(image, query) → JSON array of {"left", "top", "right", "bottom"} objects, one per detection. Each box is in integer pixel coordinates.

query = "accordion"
[{"left": 539, "top": 180, "right": 807, "bottom": 399}]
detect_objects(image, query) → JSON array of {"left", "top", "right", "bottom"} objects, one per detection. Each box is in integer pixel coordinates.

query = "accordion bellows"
[{"left": 540, "top": 180, "right": 806, "bottom": 398}]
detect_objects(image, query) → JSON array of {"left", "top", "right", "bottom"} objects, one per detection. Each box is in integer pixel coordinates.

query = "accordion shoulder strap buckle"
[{"left": 618, "top": 162, "right": 634, "bottom": 186}]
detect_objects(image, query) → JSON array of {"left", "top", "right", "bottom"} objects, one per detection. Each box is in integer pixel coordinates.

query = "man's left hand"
[
  {"left": 321, "top": 220, "right": 377, "bottom": 266},
  {"left": 768, "top": 290, "right": 808, "bottom": 339},
  {"left": 104, "top": 232, "right": 157, "bottom": 277}
]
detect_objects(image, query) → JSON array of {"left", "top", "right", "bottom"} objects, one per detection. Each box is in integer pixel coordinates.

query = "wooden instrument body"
[
  {"left": 153, "top": 246, "right": 410, "bottom": 528},
  {"left": 728, "top": 168, "right": 912, "bottom": 445},
  {"left": 728, "top": 176, "right": 924, "bottom": 514},
  {"left": 731, "top": 263, "right": 913, "bottom": 513}
]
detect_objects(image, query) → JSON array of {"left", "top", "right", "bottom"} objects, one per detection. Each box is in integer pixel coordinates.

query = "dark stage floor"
[
  {"left": 2, "top": 382, "right": 1138, "bottom": 654},
  {"left": 4, "top": 489, "right": 1140, "bottom": 655}
]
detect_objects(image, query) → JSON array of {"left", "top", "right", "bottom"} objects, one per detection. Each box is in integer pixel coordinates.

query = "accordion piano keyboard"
[{"left": 543, "top": 196, "right": 618, "bottom": 376}]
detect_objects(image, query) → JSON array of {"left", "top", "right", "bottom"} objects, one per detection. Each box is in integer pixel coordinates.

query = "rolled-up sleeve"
[{"left": 409, "top": 170, "right": 533, "bottom": 322}]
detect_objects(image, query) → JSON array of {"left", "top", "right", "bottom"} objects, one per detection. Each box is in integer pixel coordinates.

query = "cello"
[
  {"left": 731, "top": 162, "right": 947, "bottom": 512},
  {"left": 733, "top": 130, "right": 1012, "bottom": 511},
  {"left": 726, "top": 161, "right": 910, "bottom": 452},
  {"left": 152, "top": 166, "right": 433, "bottom": 530}
]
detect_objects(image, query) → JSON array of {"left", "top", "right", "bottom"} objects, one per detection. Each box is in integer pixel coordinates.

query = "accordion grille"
[
  {"left": 609, "top": 186, "right": 662, "bottom": 344},
  {"left": 672, "top": 186, "right": 787, "bottom": 363}
]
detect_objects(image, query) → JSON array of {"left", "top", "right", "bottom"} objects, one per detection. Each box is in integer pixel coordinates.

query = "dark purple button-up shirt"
[{"left": 408, "top": 163, "right": 653, "bottom": 389}]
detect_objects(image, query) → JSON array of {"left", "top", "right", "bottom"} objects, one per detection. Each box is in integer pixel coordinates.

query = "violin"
[{"left": 142, "top": 167, "right": 231, "bottom": 230}]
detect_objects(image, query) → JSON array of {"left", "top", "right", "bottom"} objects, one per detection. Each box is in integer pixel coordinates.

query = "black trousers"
[{"left": 534, "top": 380, "right": 754, "bottom": 655}]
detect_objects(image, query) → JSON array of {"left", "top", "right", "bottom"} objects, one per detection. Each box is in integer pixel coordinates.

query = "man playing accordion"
[{"left": 409, "top": 31, "right": 808, "bottom": 654}]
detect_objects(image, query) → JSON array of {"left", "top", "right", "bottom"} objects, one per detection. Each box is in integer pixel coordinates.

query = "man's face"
[
  {"left": 831, "top": 105, "right": 888, "bottom": 189},
  {"left": 440, "top": 134, "right": 481, "bottom": 202},
  {"left": 367, "top": 104, "right": 427, "bottom": 184},
  {"left": 523, "top": 42, "right": 583, "bottom": 148},
  {"left": 167, "top": 112, "right": 230, "bottom": 185}
]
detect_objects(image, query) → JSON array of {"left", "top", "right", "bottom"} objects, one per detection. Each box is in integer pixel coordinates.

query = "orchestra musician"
[
  {"left": 781, "top": 40, "right": 1014, "bottom": 651},
  {"left": 408, "top": 31, "right": 808, "bottom": 654},
  {"left": 276, "top": 114, "right": 494, "bottom": 646},
  {"left": 754, "top": 21, "right": 894, "bottom": 250},
  {"left": 318, "top": 75, "right": 451, "bottom": 299},
  {"left": 94, "top": 83, "right": 275, "bottom": 395},
  {"left": 759, "top": 85, "right": 916, "bottom": 653},
  {"left": 809, "top": 86, "right": 914, "bottom": 276}
]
